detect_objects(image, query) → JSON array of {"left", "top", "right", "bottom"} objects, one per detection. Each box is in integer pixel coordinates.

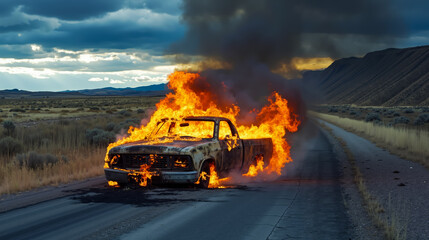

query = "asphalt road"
[{"left": 0, "top": 122, "right": 352, "bottom": 240}]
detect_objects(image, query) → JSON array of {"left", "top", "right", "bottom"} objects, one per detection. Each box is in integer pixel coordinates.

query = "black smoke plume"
[{"left": 169, "top": 0, "right": 404, "bottom": 120}]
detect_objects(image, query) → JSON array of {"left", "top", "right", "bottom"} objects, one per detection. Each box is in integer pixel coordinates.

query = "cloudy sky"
[{"left": 0, "top": 0, "right": 428, "bottom": 91}]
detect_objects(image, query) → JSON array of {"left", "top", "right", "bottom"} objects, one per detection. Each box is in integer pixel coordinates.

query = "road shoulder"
[
  {"left": 319, "top": 119, "right": 429, "bottom": 240},
  {"left": 318, "top": 122, "right": 383, "bottom": 240}
]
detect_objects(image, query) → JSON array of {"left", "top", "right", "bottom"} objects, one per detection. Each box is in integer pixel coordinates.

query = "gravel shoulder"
[
  {"left": 317, "top": 121, "right": 383, "bottom": 240},
  {"left": 318, "top": 119, "right": 429, "bottom": 240}
]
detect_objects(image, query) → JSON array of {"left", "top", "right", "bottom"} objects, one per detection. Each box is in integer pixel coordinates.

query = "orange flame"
[
  {"left": 208, "top": 164, "right": 231, "bottom": 188},
  {"left": 196, "top": 163, "right": 231, "bottom": 188},
  {"left": 129, "top": 164, "right": 152, "bottom": 187},
  {"left": 243, "top": 154, "right": 264, "bottom": 177},
  {"left": 108, "top": 181, "right": 120, "bottom": 187},
  {"left": 105, "top": 71, "right": 300, "bottom": 188}
]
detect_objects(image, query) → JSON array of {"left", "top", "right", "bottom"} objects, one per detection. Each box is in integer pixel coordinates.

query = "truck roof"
[{"left": 184, "top": 116, "right": 231, "bottom": 122}]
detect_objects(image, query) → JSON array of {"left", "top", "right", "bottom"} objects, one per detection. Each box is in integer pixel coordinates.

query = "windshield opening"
[{"left": 152, "top": 119, "right": 215, "bottom": 140}]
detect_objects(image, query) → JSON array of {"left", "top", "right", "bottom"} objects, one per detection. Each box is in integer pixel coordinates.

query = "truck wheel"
[{"left": 199, "top": 162, "right": 211, "bottom": 188}]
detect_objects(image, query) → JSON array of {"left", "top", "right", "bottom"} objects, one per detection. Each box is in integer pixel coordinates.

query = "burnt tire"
[{"left": 198, "top": 162, "right": 211, "bottom": 188}]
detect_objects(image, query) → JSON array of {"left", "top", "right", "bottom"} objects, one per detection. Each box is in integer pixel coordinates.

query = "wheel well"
[{"left": 199, "top": 158, "right": 215, "bottom": 173}]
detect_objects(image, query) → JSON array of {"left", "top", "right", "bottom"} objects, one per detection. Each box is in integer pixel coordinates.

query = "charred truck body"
[{"left": 104, "top": 116, "right": 273, "bottom": 188}]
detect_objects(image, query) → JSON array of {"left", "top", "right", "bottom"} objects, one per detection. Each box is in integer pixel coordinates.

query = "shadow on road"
[{"left": 69, "top": 183, "right": 249, "bottom": 207}]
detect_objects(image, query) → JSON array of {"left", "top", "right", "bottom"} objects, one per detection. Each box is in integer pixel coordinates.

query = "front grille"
[{"left": 109, "top": 154, "right": 193, "bottom": 170}]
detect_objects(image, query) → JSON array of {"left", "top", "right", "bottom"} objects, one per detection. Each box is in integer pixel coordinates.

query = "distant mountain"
[
  {"left": 0, "top": 89, "right": 85, "bottom": 98},
  {"left": 76, "top": 83, "right": 168, "bottom": 96},
  {"left": 0, "top": 83, "right": 169, "bottom": 99},
  {"left": 304, "top": 45, "right": 429, "bottom": 106}
]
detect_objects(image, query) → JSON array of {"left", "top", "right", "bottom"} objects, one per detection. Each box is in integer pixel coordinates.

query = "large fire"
[{"left": 105, "top": 71, "right": 300, "bottom": 187}]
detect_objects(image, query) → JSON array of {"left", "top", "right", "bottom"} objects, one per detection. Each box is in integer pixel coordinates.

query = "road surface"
[{"left": 0, "top": 122, "right": 352, "bottom": 240}]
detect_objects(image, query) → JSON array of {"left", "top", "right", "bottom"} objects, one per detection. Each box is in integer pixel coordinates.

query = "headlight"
[
  {"left": 173, "top": 155, "right": 193, "bottom": 169},
  {"left": 108, "top": 154, "right": 121, "bottom": 167}
]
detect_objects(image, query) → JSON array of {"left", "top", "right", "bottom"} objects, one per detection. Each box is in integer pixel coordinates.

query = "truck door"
[{"left": 218, "top": 120, "right": 243, "bottom": 173}]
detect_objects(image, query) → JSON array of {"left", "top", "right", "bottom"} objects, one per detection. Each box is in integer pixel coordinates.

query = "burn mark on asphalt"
[{"left": 71, "top": 187, "right": 208, "bottom": 207}]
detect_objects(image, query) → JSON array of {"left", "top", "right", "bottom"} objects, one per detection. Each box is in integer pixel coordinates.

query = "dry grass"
[
  {"left": 0, "top": 121, "right": 106, "bottom": 195},
  {"left": 0, "top": 148, "right": 104, "bottom": 195},
  {"left": 319, "top": 122, "right": 407, "bottom": 240},
  {"left": 311, "top": 111, "right": 429, "bottom": 169},
  {"left": 0, "top": 96, "right": 159, "bottom": 196}
]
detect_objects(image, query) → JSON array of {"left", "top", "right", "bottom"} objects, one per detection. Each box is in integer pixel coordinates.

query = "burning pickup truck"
[{"left": 104, "top": 116, "right": 273, "bottom": 188}]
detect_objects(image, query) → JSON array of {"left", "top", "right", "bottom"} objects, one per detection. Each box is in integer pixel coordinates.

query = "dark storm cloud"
[
  {"left": 20, "top": 0, "right": 123, "bottom": 21},
  {"left": 0, "top": 0, "right": 183, "bottom": 53},
  {"left": 0, "top": 45, "right": 35, "bottom": 58},
  {"left": 20, "top": 12, "right": 183, "bottom": 52},
  {"left": 0, "top": 20, "right": 45, "bottom": 33},
  {"left": 25, "top": 17, "right": 184, "bottom": 52},
  {"left": 0, "top": 0, "right": 180, "bottom": 22},
  {"left": 0, "top": 0, "right": 17, "bottom": 15},
  {"left": 393, "top": 0, "right": 429, "bottom": 34},
  {"left": 125, "top": 0, "right": 183, "bottom": 15},
  {"left": 170, "top": 0, "right": 405, "bottom": 69}
]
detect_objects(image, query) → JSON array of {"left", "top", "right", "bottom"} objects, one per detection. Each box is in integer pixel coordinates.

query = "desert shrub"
[
  {"left": 118, "top": 110, "right": 132, "bottom": 117},
  {"left": 137, "top": 109, "right": 145, "bottom": 114},
  {"left": 349, "top": 110, "right": 361, "bottom": 116},
  {"left": 0, "top": 109, "right": 2, "bottom": 112},
  {"left": 373, "top": 120, "right": 383, "bottom": 125},
  {"left": 113, "top": 119, "right": 140, "bottom": 133},
  {"left": 392, "top": 116, "right": 410, "bottom": 125},
  {"left": 15, "top": 151, "right": 60, "bottom": 169},
  {"left": 3, "top": 120, "right": 16, "bottom": 136},
  {"left": 89, "top": 107, "right": 100, "bottom": 111},
  {"left": 0, "top": 136, "right": 23, "bottom": 156},
  {"left": 384, "top": 110, "right": 395, "bottom": 116},
  {"left": 92, "top": 132, "right": 116, "bottom": 146},
  {"left": 393, "top": 112, "right": 401, "bottom": 117},
  {"left": 9, "top": 108, "right": 26, "bottom": 113},
  {"left": 125, "top": 118, "right": 140, "bottom": 125},
  {"left": 86, "top": 128, "right": 116, "bottom": 146},
  {"left": 328, "top": 107, "right": 338, "bottom": 113},
  {"left": 403, "top": 108, "right": 414, "bottom": 114},
  {"left": 105, "top": 122, "right": 116, "bottom": 132},
  {"left": 365, "top": 113, "right": 381, "bottom": 122},
  {"left": 414, "top": 113, "right": 429, "bottom": 125}
]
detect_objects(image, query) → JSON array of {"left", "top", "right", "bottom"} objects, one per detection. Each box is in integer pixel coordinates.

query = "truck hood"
[{"left": 108, "top": 139, "right": 214, "bottom": 155}]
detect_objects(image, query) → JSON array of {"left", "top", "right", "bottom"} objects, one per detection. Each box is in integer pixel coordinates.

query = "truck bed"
[{"left": 241, "top": 138, "right": 273, "bottom": 171}]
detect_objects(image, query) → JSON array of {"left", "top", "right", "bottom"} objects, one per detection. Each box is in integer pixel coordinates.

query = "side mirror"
[{"left": 180, "top": 123, "right": 189, "bottom": 127}]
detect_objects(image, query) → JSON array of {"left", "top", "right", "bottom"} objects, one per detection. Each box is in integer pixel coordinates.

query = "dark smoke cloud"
[
  {"left": 169, "top": 0, "right": 404, "bottom": 123},
  {"left": 171, "top": 0, "right": 404, "bottom": 70}
]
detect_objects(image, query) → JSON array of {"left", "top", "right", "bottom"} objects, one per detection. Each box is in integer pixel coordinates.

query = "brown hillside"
[{"left": 308, "top": 46, "right": 429, "bottom": 106}]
